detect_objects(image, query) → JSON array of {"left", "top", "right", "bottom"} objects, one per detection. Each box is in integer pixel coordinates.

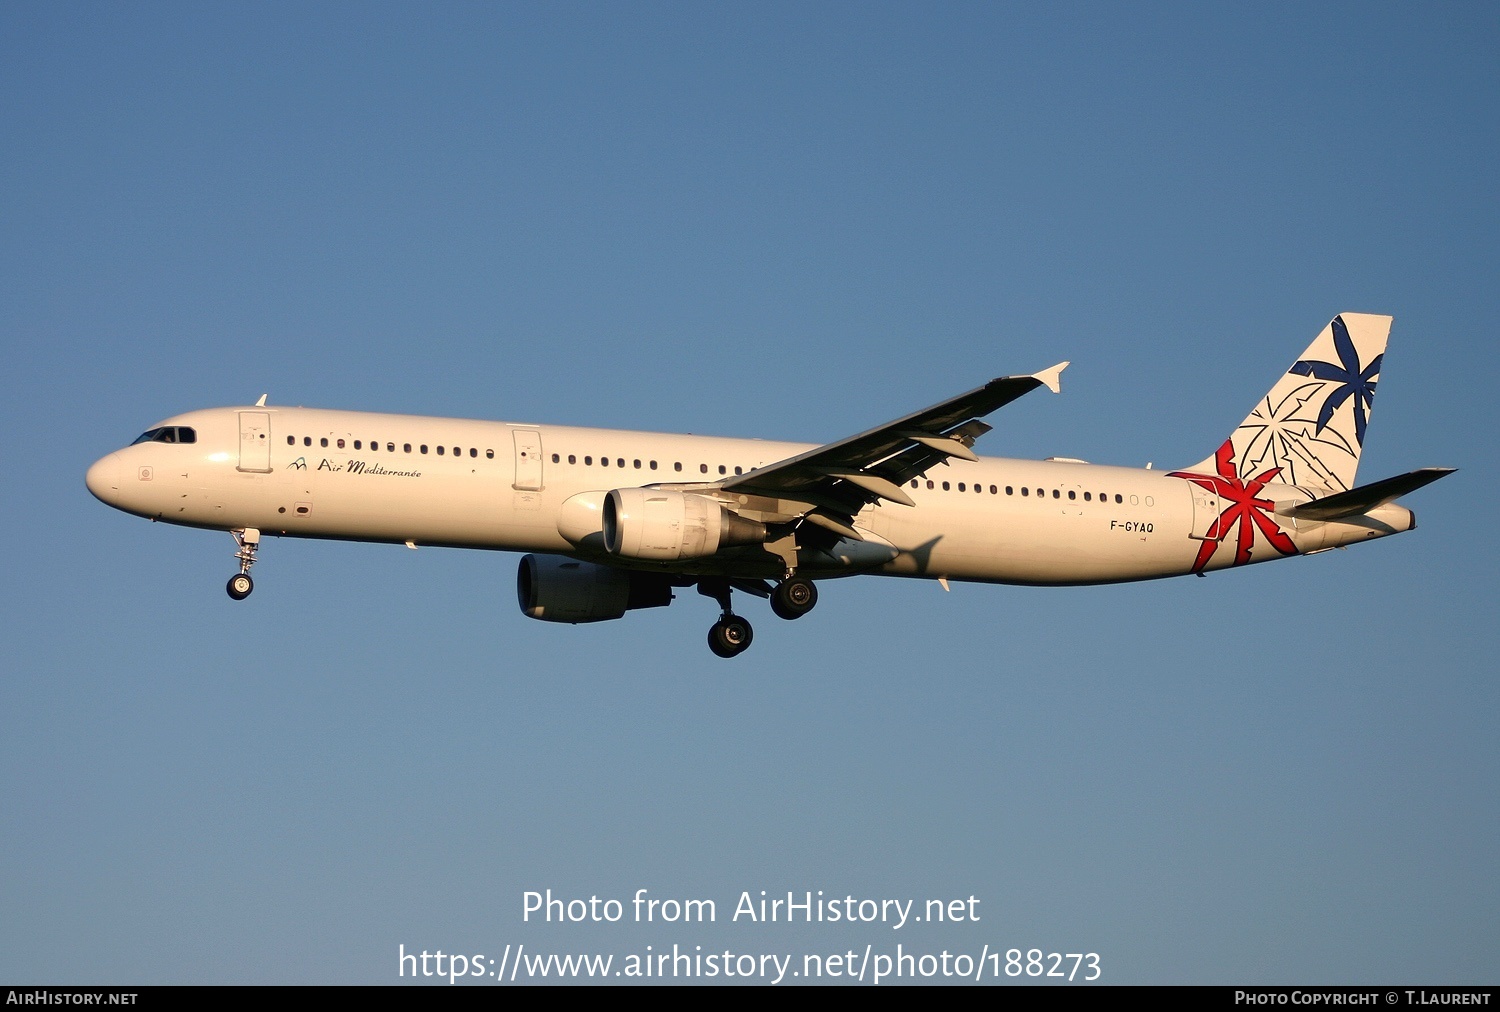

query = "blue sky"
[{"left": 3, "top": 2, "right": 1495, "bottom": 984}]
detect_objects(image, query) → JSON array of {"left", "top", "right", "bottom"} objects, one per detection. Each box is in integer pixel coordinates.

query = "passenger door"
[{"left": 237, "top": 412, "right": 272, "bottom": 473}]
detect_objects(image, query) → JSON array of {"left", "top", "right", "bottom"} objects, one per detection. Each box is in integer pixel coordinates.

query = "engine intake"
[
  {"left": 516, "top": 554, "right": 673, "bottom": 624},
  {"left": 602, "top": 488, "right": 766, "bottom": 561}
]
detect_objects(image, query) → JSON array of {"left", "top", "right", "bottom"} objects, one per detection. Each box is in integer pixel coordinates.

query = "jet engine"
[
  {"left": 602, "top": 488, "right": 766, "bottom": 561},
  {"left": 516, "top": 554, "right": 673, "bottom": 624}
]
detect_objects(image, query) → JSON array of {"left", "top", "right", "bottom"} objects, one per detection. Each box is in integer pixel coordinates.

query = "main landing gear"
[
  {"left": 699, "top": 579, "right": 752, "bottom": 658},
  {"left": 708, "top": 614, "right": 754, "bottom": 658},
  {"left": 699, "top": 575, "right": 820, "bottom": 657},
  {"left": 226, "top": 528, "right": 260, "bottom": 601},
  {"left": 770, "top": 576, "right": 818, "bottom": 620}
]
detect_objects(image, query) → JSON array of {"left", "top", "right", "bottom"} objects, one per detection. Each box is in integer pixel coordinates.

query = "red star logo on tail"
[{"left": 1168, "top": 440, "right": 1299, "bottom": 574}]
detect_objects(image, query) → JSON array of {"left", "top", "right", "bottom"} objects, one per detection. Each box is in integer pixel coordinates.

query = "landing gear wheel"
[
  {"left": 770, "top": 577, "right": 818, "bottom": 620},
  {"left": 227, "top": 528, "right": 261, "bottom": 601},
  {"left": 708, "top": 615, "right": 754, "bottom": 658}
]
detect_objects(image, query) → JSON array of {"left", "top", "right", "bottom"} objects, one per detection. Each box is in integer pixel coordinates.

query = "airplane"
[{"left": 86, "top": 313, "right": 1453, "bottom": 657}]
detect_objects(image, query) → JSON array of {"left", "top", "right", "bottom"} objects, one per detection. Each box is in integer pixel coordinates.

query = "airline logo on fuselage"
[{"left": 316, "top": 458, "right": 423, "bottom": 478}]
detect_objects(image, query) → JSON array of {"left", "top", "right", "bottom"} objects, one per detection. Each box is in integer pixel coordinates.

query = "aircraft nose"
[{"left": 86, "top": 452, "right": 124, "bottom": 504}]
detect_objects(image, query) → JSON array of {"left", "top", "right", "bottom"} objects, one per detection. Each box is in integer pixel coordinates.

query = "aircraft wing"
[{"left": 719, "top": 363, "right": 1067, "bottom": 526}]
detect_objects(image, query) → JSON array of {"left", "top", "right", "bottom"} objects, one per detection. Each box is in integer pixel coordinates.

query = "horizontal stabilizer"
[{"left": 1277, "top": 467, "right": 1456, "bottom": 522}]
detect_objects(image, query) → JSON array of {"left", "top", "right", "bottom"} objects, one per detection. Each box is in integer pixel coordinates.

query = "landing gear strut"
[
  {"left": 226, "top": 528, "right": 260, "bottom": 601},
  {"left": 770, "top": 577, "right": 818, "bottom": 620},
  {"left": 699, "top": 579, "right": 753, "bottom": 658}
]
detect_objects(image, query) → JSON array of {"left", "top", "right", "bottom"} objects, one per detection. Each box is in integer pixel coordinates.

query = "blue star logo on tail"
[{"left": 1289, "top": 315, "right": 1381, "bottom": 447}]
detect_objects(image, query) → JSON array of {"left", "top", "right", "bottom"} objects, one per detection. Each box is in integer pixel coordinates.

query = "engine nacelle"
[
  {"left": 516, "top": 554, "right": 673, "bottom": 624},
  {"left": 602, "top": 488, "right": 766, "bottom": 561}
]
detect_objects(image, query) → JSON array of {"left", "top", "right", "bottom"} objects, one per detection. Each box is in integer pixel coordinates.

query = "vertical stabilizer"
[{"left": 1181, "top": 313, "right": 1391, "bottom": 493}]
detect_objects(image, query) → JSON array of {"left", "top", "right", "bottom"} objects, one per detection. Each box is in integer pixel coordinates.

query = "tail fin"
[{"left": 1183, "top": 313, "right": 1391, "bottom": 493}]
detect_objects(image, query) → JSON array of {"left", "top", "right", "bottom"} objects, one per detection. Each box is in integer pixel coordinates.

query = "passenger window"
[
  {"left": 700, "top": 464, "right": 708, "bottom": 474},
  {"left": 486, "top": 449, "right": 494, "bottom": 459},
  {"left": 287, "top": 435, "right": 295, "bottom": 445},
  {"left": 1022, "top": 487, "right": 1029, "bottom": 497},
  {"left": 437, "top": 446, "right": 445, "bottom": 455},
  {"left": 470, "top": 448, "right": 477, "bottom": 458},
  {"left": 403, "top": 443, "right": 411, "bottom": 453},
  {"left": 1006, "top": 486, "right": 1013, "bottom": 495},
  {"left": 718, "top": 465, "right": 726, "bottom": 475},
  {"left": 958, "top": 482, "right": 966, "bottom": 492},
  {"left": 734, "top": 466, "right": 742, "bottom": 475},
  {"left": 650, "top": 461, "right": 657, "bottom": 470},
  {"left": 387, "top": 443, "right": 395, "bottom": 452},
  {"left": 1068, "top": 490, "right": 1076, "bottom": 500},
  {"left": 420, "top": 445, "right": 428, "bottom": 454},
  {"left": 674, "top": 462, "right": 682, "bottom": 472},
  {"left": 927, "top": 480, "right": 935, "bottom": 489},
  {"left": 633, "top": 459, "right": 641, "bottom": 469},
  {"left": 354, "top": 440, "right": 362, "bottom": 450},
  {"left": 1052, "top": 489, "right": 1060, "bottom": 499},
  {"left": 552, "top": 453, "right": 560, "bottom": 463},
  {"left": 942, "top": 481, "right": 950, "bottom": 491},
  {"left": 568, "top": 455, "right": 576, "bottom": 465},
  {"left": 321, "top": 438, "right": 328, "bottom": 448},
  {"left": 1114, "top": 494, "right": 1122, "bottom": 503},
  {"left": 989, "top": 485, "right": 997, "bottom": 494},
  {"left": 585, "top": 456, "right": 592, "bottom": 465},
  {"left": 337, "top": 439, "right": 345, "bottom": 449},
  {"left": 304, "top": 437, "right": 312, "bottom": 446},
  {"left": 602, "top": 457, "right": 610, "bottom": 467},
  {"left": 617, "top": 458, "right": 624, "bottom": 468}
]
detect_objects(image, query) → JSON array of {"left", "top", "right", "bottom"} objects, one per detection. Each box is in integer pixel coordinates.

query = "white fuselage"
[{"left": 86, "top": 405, "right": 1414, "bottom": 586}]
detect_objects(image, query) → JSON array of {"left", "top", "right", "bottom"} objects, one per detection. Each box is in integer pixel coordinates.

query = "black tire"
[
  {"left": 226, "top": 573, "right": 254, "bottom": 600},
  {"left": 770, "top": 577, "right": 818, "bottom": 620},
  {"left": 708, "top": 615, "right": 753, "bottom": 657}
]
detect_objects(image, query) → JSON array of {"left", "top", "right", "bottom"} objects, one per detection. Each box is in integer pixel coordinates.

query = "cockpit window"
[{"left": 130, "top": 426, "right": 196, "bottom": 445}]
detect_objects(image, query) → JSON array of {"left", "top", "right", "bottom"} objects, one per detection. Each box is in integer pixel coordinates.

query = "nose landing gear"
[{"left": 226, "top": 528, "right": 260, "bottom": 601}]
